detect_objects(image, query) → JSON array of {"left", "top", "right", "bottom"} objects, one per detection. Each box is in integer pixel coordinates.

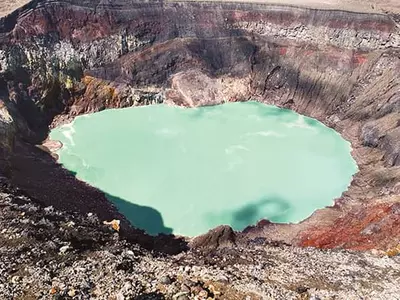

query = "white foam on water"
[
  {"left": 285, "top": 115, "right": 315, "bottom": 131},
  {"left": 225, "top": 144, "right": 250, "bottom": 154},
  {"left": 246, "top": 131, "right": 284, "bottom": 138},
  {"left": 156, "top": 128, "right": 179, "bottom": 137},
  {"left": 80, "top": 157, "right": 89, "bottom": 169},
  {"left": 61, "top": 122, "right": 76, "bottom": 146}
]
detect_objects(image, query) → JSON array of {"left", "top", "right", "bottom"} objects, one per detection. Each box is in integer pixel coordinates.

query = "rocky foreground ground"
[{"left": 1, "top": 176, "right": 400, "bottom": 300}]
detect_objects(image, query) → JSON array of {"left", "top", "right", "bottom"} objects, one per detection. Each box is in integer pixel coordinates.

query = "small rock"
[
  {"left": 66, "top": 221, "right": 75, "bottom": 227},
  {"left": 46, "top": 241, "right": 58, "bottom": 250},
  {"left": 44, "top": 206, "right": 54, "bottom": 213},
  {"left": 103, "top": 219, "right": 120, "bottom": 232},
  {"left": 159, "top": 275, "right": 172, "bottom": 285},
  {"left": 91, "top": 288, "right": 102, "bottom": 297},
  {"left": 59, "top": 245, "right": 70, "bottom": 254},
  {"left": 68, "top": 289, "right": 76, "bottom": 297},
  {"left": 116, "top": 292, "right": 124, "bottom": 300},
  {"left": 181, "top": 284, "right": 191, "bottom": 293},
  {"left": 191, "top": 285, "right": 203, "bottom": 294},
  {"left": 208, "top": 284, "right": 220, "bottom": 296},
  {"left": 192, "top": 266, "right": 200, "bottom": 272},
  {"left": 20, "top": 218, "right": 30, "bottom": 224},
  {"left": 198, "top": 289, "right": 208, "bottom": 298},
  {"left": 183, "top": 279, "right": 196, "bottom": 287},
  {"left": 216, "top": 275, "right": 229, "bottom": 283},
  {"left": 123, "top": 281, "right": 132, "bottom": 292},
  {"left": 173, "top": 292, "right": 189, "bottom": 300},
  {"left": 11, "top": 276, "right": 21, "bottom": 284},
  {"left": 87, "top": 213, "right": 99, "bottom": 223},
  {"left": 296, "top": 286, "right": 309, "bottom": 294}
]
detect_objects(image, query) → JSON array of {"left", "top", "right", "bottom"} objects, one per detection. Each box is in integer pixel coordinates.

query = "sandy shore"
[{"left": 41, "top": 139, "right": 63, "bottom": 152}]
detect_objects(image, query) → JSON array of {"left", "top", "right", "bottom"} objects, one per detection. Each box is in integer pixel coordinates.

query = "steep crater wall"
[{"left": 0, "top": 0, "right": 400, "bottom": 251}]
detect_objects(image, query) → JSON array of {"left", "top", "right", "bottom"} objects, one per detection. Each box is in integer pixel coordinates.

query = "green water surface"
[{"left": 50, "top": 102, "right": 358, "bottom": 236}]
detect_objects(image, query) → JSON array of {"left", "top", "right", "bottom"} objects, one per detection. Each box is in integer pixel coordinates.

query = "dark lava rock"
[
  {"left": 189, "top": 225, "right": 236, "bottom": 250},
  {"left": 296, "top": 286, "right": 309, "bottom": 294}
]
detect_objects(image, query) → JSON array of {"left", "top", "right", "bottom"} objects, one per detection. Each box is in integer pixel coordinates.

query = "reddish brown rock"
[{"left": 298, "top": 197, "right": 400, "bottom": 251}]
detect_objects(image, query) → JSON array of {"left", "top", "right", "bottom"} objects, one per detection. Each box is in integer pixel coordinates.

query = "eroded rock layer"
[{"left": 0, "top": 0, "right": 399, "bottom": 251}]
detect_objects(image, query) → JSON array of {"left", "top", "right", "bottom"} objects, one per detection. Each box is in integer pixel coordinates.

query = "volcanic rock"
[{"left": 0, "top": 0, "right": 400, "bottom": 298}]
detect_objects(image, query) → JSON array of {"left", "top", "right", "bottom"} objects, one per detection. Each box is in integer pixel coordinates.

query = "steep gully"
[{"left": 0, "top": 0, "right": 399, "bottom": 252}]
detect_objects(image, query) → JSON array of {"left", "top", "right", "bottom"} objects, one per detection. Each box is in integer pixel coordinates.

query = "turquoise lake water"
[{"left": 50, "top": 102, "right": 358, "bottom": 236}]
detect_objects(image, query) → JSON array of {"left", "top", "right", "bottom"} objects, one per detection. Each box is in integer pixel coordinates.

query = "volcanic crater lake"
[{"left": 50, "top": 102, "right": 358, "bottom": 236}]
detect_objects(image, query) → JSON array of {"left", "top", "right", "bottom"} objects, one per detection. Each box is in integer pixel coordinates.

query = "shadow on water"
[
  {"left": 66, "top": 170, "right": 173, "bottom": 236},
  {"left": 105, "top": 193, "right": 173, "bottom": 236},
  {"left": 6, "top": 144, "right": 187, "bottom": 255},
  {"left": 255, "top": 105, "right": 295, "bottom": 120},
  {"left": 225, "top": 196, "right": 292, "bottom": 230},
  {"left": 304, "top": 116, "right": 318, "bottom": 125},
  {"left": 191, "top": 104, "right": 222, "bottom": 119}
]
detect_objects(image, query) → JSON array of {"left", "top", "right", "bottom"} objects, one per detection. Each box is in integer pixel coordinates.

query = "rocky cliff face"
[{"left": 0, "top": 0, "right": 399, "bottom": 252}]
